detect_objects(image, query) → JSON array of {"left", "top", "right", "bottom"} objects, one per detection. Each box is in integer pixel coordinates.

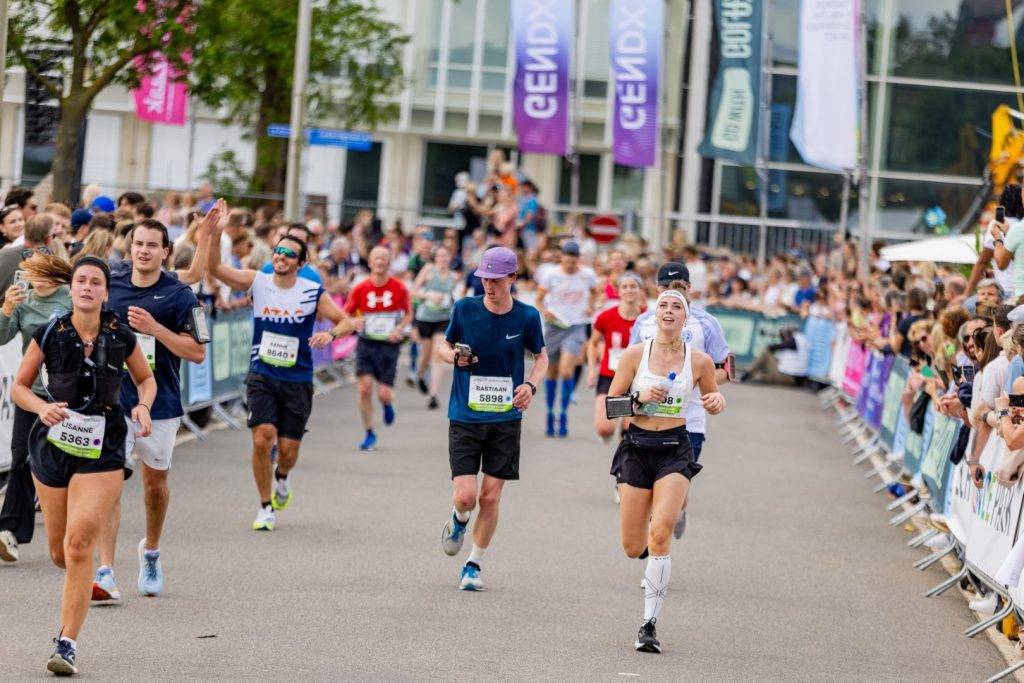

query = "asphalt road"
[{"left": 0, "top": 379, "right": 1009, "bottom": 680}]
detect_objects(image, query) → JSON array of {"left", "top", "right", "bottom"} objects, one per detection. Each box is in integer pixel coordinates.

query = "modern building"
[{"left": 0, "top": 0, "right": 1019, "bottom": 253}]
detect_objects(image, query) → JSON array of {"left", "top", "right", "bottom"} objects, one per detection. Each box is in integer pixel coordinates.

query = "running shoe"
[
  {"left": 546, "top": 413, "right": 555, "bottom": 437},
  {"left": 0, "top": 529, "right": 18, "bottom": 562},
  {"left": 635, "top": 619, "right": 661, "bottom": 653},
  {"left": 673, "top": 510, "right": 687, "bottom": 539},
  {"left": 428, "top": 396, "right": 439, "bottom": 410},
  {"left": 442, "top": 513, "right": 468, "bottom": 556},
  {"left": 272, "top": 472, "right": 293, "bottom": 511},
  {"left": 383, "top": 403, "right": 396, "bottom": 426},
  {"left": 418, "top": 376, "right": 429, "bottom": 395},
  {"left": 252, "top": 507, "right": 276, "bottom": 531},
  {"left": 35, "top": 496, "right": 41, "bottom": 513},
  {"left": 460, "top": 562, "right": 483, "bottom": 591},
  {"left": 47, "top": 636, "right": 77, "bottom": 676},
  {"left": 359, "top": 431, "right": 377, "bottom": 451},
  {"left": 558, "top": 413, "right": 568, "bottom": 438},
  {"left": 91, "top": 566, "right": 121, "bottom": 604},
  {"left": 138, "top": 539, "right": 163, "bottom": 597}
]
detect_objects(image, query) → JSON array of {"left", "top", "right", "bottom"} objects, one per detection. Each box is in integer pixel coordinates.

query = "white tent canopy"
[{"left": 879, "top": 234, "right": 978, "bottom": 265}]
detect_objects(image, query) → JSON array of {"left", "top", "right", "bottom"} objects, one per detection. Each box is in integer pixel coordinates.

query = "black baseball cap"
[{"left": 657, "top": 262, "right": 690, "bottom": 286}]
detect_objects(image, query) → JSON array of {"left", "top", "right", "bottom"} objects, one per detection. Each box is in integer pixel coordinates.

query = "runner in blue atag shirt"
[{"left": 437, "top": 247, "right": 548, "bottom": 592}]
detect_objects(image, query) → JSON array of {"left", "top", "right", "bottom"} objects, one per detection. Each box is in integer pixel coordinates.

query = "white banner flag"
[{"left": 790, "top": 0, "right": 859, "bottom": 171}]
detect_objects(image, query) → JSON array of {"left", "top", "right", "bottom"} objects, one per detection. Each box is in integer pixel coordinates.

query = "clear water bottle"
[{"left": 643, "top": 372, "right": 676, "bottom": 416}]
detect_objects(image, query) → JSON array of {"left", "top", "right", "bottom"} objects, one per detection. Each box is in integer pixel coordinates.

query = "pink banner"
[
  {"left": 132, "top": 53, "right": 188, "bottom": 126},
  {"left": 841, "top": 341, "right": 866, "bottom": 398}
]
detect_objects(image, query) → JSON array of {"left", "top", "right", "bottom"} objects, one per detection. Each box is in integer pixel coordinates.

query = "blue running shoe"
[
  {"left": 546, "top": 412, "right": 555, "bottom": 437},
  {"left": 359, "top": 430, "right": 377, "bottom": 451},
  {"left": 138, "top": 539, "right": 163, "bottom": 597},
  {"left": 558, "top": 413, "right": 568, "bottom": 438},
  {"left": 47, "top": 636, "right": 77, "bottom": 675},
  {"left": 460, "top": 562, "right": 483, "bottom": 591},
  {"left": 442, "top": 513, "right": 468, "bottom": 556},
  {"left": 91, "top": 566, "right": 121, "bottom": 604},
  {"left": 383, "top": 403, "right": 396, "bottom": 426}
]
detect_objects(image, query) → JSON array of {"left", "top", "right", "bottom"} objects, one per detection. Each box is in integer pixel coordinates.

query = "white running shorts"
[{"left": 124, "top": 417, "right": 181, "bottom": 471}]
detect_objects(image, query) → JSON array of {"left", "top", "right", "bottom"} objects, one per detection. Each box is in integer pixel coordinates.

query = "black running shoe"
[
  {"left": 428, "top": 396, "right": 439, "bottom": 410},
  {"left": 418, "top": 376, "right": 429, "bottom": 395},
  {"left": 47, "top": 636, "right": 77, "bottom": 675},
  {"left": 634, "top": 619, "right": 661, "bottom": 653}
]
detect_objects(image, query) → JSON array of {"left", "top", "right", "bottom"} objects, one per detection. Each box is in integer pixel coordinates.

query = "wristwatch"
[
  {"left": 524, "top": 381, "right": 537, "bottom": 396},
  {"left": 998, "top": 408, "right": 1011, "bottom": 419}
]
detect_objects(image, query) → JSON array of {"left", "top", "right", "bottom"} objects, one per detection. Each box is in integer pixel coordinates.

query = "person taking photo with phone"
[{"left": 974, "top": 184, "right": 1021, "bottom": 297}]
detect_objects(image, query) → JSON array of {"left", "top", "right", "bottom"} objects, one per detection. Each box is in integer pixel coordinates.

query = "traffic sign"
[
  {"left": 266, "top": 124, "right": 372, "bottom": 151},
  {"left": 588, "top": 214, "right": 622, "bottom": 243}
]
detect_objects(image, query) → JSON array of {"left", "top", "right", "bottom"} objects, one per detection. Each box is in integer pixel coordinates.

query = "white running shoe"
[
  {"left": 252, "top": 507, "right": 276, "bottom": 531},
  {"left": 0, "top": 529, "right": 18, "bottom": 562},
  {"left": 272, "top": 473, "right": 292, "bottom": 511},
  {"left": 924, "top": 533, "right": 949, "bottom": 550},
  {"left": 969, "top": 593, "right": 998, "bottom": 614}
]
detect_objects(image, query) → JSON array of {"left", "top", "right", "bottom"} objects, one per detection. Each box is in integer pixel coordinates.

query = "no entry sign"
[{"left": 588, "top": 214, "right": 622, "bottom": 243}]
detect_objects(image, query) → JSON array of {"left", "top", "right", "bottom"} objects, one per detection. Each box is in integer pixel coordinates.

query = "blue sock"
[
  {"left": 409, "top": 342, "right": 419, "bottom": 368},
  {"left": 560, "top": 378, "right": 575, "bottom": 414},
  {"left": 545, "top": 379, "right": 557, "bottom": 412}
]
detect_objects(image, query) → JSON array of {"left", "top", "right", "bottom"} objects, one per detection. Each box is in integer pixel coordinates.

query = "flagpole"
[
  {"left": 857, "top": 2, "right": 870, "bottom": 282},
  {"left": 755, "top": 0, "right": 774, "bottom": 271}
]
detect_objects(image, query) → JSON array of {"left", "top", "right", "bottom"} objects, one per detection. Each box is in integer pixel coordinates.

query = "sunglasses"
[{"left": 274, "top": 246, "right": 300, "bottom": 259}]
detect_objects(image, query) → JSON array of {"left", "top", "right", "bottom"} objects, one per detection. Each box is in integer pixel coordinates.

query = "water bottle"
[{"left": 643, "top": 372, "right": 676, "bottom": 416}]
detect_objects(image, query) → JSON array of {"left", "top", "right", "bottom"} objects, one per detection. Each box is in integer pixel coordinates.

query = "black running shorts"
[
  {"left": 355, "top": 338, "right": 401, "bottom": 386},
  {"left": 611, "top": 424, "right": 701, "bottom": 489},
  {"left": 449, "top": 419, "right": 522, "bottom": 480},
  {"left": 245, "top": 372, "right": 314, "bottom": 441},
  {"left": 28, "top": 417, "right": 126, "bottom": 488},
  {"left": 414, "top": 319, "right": 449, "bottom": 339},
  {"left": 595, "top": 374, "right": 614, "bottom": 395}
]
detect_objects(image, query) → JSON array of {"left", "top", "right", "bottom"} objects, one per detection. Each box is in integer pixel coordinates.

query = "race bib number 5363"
[{"left": 48, "top": 410, "right": 105, "bottom": 459}]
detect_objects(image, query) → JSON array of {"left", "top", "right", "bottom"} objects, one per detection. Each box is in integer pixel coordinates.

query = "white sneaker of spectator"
[{"left": 969, "top": 592, "right": 998, "bottom": 614}]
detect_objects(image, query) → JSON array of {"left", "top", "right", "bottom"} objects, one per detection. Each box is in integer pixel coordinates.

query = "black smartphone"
[
  {"left": 952, "top": 366, "right": 962, "bottom": 383},
  {"left": 724, "top": 354, "right": 736, "bottom": 383},
  {"left": 961, "top": 365, "right": 975, "bottom": 383},
  {"left": 605, "top": 395, "right": 634, "bottom": 419},
  {"left": 997, "top": 205, "right": 1006, "bottom": 223},
  {"left": 1009, "top": 394, "right": 1024, "bottom": 408}
]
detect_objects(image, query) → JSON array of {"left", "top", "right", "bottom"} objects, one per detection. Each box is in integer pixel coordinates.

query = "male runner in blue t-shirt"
[
  {"left": 95, "top": 212, "right": 218, "bottom": 601},
  {"left": 438, "top": 246, "right": 548, "bottom": 591},
  {"left": 207, "top": 213, "right": 353, "bottom": 532}
]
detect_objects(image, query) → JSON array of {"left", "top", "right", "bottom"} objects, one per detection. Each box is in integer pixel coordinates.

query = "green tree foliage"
[
  {"left": 9, "top": 0, "right": 196, "bottom": 203},
  {"left": 189, "top": 0, "right": 407, "bottom": 199},
  {"left": 199, "top": 148, "right": 250, "bottom": 199}
]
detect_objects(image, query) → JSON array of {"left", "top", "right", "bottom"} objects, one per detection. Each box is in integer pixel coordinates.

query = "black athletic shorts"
[
  {"left": 355, "top": 338, "right": 401, "bottom": 386},
  {"left": 28, "top": 418, "right": 127, "bottom": 488},
  {"left": 245, "top": 372, "right": 314, "bottom": 441},
  {"left": 449, "top": 419, "right": 522, "bottom": 480},
  {"left": 595, "top": 374, "right": 614, "bottom": 395},
  {"left": 611, "top": 424, "right": 701, "bottom": 489},
  {"left": 415, "top": 319, "right": 449, "bottom": 339}
]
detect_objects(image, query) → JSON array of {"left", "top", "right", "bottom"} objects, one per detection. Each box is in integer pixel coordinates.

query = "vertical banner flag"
[
  {"left": 132, "top": 53, "right": 189, "bottom": 126},
  {"left": 512, "top": 0, "right": 572, "bottom": 155},
  {"left": 610, "top": 0, "right": 662, "bottom": 167},
  {"left": 790, "top": 0, "right": 859, "bottom": 170},
  {"left": 698, "top": 0, "right": 762, "bottom": 165}
]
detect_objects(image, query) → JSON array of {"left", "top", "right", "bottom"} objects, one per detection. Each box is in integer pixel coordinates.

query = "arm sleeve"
[
  {"left": 525, "top": 308, "right": 545, "bottom": 354},
  {"left": 700, "top": 312, "right": 731, "bottom": 362}
]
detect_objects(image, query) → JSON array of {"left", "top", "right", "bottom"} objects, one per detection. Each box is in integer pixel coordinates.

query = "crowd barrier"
[
  {"left": 810, "top": 317, "right": 1024, "bottom": 682},
  {"left": 0, "top": 306, "right": 356, "bottom": 473}
]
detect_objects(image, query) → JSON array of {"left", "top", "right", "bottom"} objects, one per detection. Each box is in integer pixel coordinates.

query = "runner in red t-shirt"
[
  {"left": 343, "top": 246, "right": 413, "bottom": 451},
  {"left": 587, "top": 273, "right": 645, "bottom": 444}
]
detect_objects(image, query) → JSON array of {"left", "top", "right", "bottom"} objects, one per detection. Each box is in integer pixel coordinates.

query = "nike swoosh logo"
[
  {"left": 506, "top": 333, "right": 522, "bottom": 340},
  {"left": 153, "top": 295, "right": 166, "bottom": 299},
  {"left": 668, "top": 271, "right": 680, "bottom": 277}
]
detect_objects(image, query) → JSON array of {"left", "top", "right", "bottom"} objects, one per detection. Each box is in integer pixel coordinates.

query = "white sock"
[
  {"left": 60, "top": 636, "right": 76, "bottom": 650},
  {"left": 467, "top": 545, "right": 486, "bottom": 566},
  {"left": 454, "top": 507, "right": 470, "bottom": 523},
  {"left": 643, "top": 555, "right": 671, "bottom": 622}
]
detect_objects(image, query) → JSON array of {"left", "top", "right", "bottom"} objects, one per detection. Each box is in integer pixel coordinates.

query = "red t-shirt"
[
  {"left": 345, "top": 277, "right": 410, "bottom": 340},
  {"left": 593, "top": 305, "right": 641, "bottom": 377}
]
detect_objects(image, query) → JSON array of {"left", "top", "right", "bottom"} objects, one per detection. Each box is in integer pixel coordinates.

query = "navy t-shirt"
[
  {"left": 444, "top": 296, "right": 544, "bottom": 424},
  {"left": 108, "top": 267, "right": 199, "bottom": 420}
]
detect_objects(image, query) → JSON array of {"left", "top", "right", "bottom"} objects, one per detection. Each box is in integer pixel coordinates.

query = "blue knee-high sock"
[
  {"left": 545, "top": 379, "right": 558, "bottom": 412},
  {"left": 560, "top": 378, "right": 576, "bottom": 414},
  {"left": 409, "top": 341, "right": 419, "bottom": 369}
]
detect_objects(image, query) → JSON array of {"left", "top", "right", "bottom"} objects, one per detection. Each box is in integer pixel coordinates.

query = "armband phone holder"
[
  {"left": 605, "top": 395, "right": 634, "bottom": 419},
  {"left": 185, "top": 306, "right": 211, "bottom": 344}
]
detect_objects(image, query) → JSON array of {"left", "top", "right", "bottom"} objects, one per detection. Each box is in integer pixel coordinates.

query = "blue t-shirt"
[
  {"left": 794, "top": 286, "right": 816, "bottom": 306},
  {"left": 445, "top": 297, "right": 545, "bottom": 423},
  {"left": 1007, "top": 355, "right": 1024, "bottom": 393},
  {"left": 249, "top": 271, "right": 324, "bottom": 383},
  {"left": 519, "top": 196, "right": 539, "bottom": 232},
  {"left": 108, "top": 267, "right": 199, "bottom": 420},
  {"left": 261, "top": 261, "right": 323, "bottom": 284}
]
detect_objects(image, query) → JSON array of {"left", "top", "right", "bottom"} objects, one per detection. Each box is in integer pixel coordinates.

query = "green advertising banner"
[
  {"left": 879, "top": 357, "right": 909, "bottom": 449},
  {"left": 706, "top": 306, "right": 801, "bottom": 367},
  {"left": 180, "top": 307, "right": 254, "bottom": 408}
]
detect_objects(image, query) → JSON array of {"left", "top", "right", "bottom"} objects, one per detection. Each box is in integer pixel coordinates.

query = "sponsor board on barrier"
[
  {"left": 863, "top": 354, "right": 893, "bottom": 429},
  {"left": 842, "top": 341, "right": 866, "bottom": 399},
  {"left": 0, "top": 338, "right": 23, "bottom": 473},
  {"left": 879, "top": 358, "right": 909, "bottom": 450},
  {"left": 180, "top": 308, "right": 253, "bottom": 406},
  {"left": 803, "top": 316, "right": 836, "bottom": 380},
  {"left": 964, "top": 438, "right": 1024, "bottom": 579},
  {"left": 827, "top": 325, "right": 850, "bottom": 390},
  {"left": 903, "top": 403, "right": 935, "bottom": 478},
  {"left": 920, "top": 411, "right": 959, "bottom": 511},
  {"left": 705, "top": 307, "right": 802, "bottom": 368}
]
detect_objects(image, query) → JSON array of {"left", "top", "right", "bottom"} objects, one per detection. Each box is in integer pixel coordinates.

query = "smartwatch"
[{"left": 524, "top": 381, "right": 537, "bottom": 396}]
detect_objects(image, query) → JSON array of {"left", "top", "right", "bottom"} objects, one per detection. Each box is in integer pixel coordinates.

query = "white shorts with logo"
[{"left": 124, "top": 417, "right": 181, "bottom": 471}]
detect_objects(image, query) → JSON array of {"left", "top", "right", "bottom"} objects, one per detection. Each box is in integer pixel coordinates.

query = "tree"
[
  {"left": 9, "top": 0, "right": 197, "bottom": 203},
  {"left": 189, "top": 0, "right": 407, "bottom": 201}
]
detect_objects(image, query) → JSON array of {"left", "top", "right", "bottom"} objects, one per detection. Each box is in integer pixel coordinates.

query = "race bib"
[
  {"left": 136, "top": 333, "right": 156, "bottom": 369},
  {"left": 364, "top": 313, "right": 397, "bottom": 341},
  {"left": 426, "top": 293, "right": 452, "bottom": 311},
  {"left": 48, "top": 410, "right": 105, "bottom": 459},
  {"left": 258, "top": 331, "right": 300, "bottom": 367},
  {"left": 646, "top": 379, "right": 689, "bottom": 418},
  {"left": 608, "top": 348, "right": 625, "bottom": 372},
  {"left": 468, "top": 375, "right": 514, "bottom": 413}
]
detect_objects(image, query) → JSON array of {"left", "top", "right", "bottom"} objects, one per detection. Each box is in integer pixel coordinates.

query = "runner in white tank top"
[{"left": 605, "top": 289, "right": 726, "bottom": 654}]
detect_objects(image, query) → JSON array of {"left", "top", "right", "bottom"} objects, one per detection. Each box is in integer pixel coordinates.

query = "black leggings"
[{"left": 0, "top": 403, "right": 39, "bottom": 543}]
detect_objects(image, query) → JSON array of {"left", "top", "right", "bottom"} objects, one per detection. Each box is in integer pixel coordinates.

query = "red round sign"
[{"left": 588, "top": 214, "right": 621, "bottom": 243}]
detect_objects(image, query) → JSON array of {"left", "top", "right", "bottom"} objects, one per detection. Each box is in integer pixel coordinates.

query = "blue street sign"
[{"left": 266, "top": 124, "right": 372, "bottom": 151}]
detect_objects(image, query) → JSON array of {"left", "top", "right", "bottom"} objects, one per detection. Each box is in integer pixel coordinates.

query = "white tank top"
[{"left": 629, "top": 340, "right": 694, "bottom": 419}]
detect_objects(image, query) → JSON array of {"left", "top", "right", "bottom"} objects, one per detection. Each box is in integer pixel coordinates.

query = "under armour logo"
[{"left": 366, "top": 291, "right": 393, "bottom": 308}]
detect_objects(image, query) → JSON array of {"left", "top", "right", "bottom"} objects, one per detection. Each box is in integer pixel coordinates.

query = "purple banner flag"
[
  {"left": 512, "top": 0, "right": 572, "bottom": 156},
  {"left": 610, "top": 0, "right": 662, "bottom": 167}
]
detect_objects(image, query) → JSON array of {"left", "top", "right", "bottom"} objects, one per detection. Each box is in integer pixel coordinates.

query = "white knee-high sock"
[{"left": 643, "top": 555, "right": 671, "bottom": 622}]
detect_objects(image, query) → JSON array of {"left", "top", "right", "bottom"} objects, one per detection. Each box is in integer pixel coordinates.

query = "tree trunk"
[
  {"left": 250, "top": 62, "right": 291, "bottom": 208},
  {"left": 50, "top": 97, "right": 87, "bottom": 205}
]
